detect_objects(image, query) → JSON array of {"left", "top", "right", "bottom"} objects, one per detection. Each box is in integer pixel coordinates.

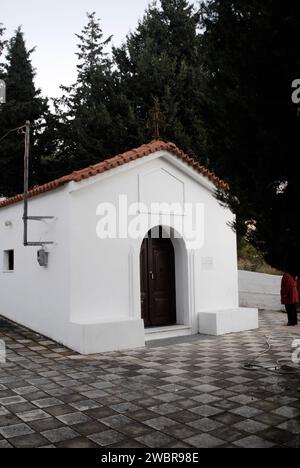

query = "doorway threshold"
[{"left": 145, "top": 324, "right": 192, "bottom": 342}]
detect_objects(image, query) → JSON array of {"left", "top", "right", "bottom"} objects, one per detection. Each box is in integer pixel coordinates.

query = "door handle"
[{"left": 149, "top": 271, "right": 154, "bottom": 280}]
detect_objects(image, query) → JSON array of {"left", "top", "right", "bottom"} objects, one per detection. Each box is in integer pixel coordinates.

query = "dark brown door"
[{"left": 140, "top": 232, "right": 176, "bottom": 327}]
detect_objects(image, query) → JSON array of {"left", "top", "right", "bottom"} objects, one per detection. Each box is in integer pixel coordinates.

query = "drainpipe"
[
  {"left": 22, "top": 120, "right": 54, "bottom": 248},
  {"left": 23, "top": 120, "right": 30, "bottom": 246}
]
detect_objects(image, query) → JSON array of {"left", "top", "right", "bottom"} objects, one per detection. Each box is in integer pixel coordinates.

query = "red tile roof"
[{"left": 0, "top": 140, "right": 229, "bottom": 209}]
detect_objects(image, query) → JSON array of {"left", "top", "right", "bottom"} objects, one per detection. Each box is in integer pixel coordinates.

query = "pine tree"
[
  {"left": 0, "top": 27, "right": 47, "bottom": 196},
  {"left": 199, "top": 0, "right": 300, "bottom": 272},
  {"left": 114, "top": 0, "right": 208, "bottom": 161}
]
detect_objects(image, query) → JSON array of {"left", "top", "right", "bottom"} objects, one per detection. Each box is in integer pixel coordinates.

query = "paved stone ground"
[{"left": 0, "top": 311, "right": 300, "bottom": 448}]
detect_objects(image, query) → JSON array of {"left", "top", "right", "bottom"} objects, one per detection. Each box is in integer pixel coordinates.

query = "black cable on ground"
[{"left": 243, "top": 334, "right": 300, "bottom": 375}]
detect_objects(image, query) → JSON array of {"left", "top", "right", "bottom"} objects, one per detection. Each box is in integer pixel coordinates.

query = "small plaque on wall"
[{"left": 201, "top": 257, "right": 214, "bottom": 271}]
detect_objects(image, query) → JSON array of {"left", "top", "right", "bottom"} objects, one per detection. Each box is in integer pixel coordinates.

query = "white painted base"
[
  {"left": 145, "top": 325, "right": 193, "bottom": 342},
  {"left": 198, "top": 308, "right": 259, "bottom": 336},
  {"left": 68, "top": 319, "right": 145, "bottom": 355}
]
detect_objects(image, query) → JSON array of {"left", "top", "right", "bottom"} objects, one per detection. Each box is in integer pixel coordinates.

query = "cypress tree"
[
  {"left": 0, "top": 27, "right": 47, "bottom": 196},
  {"left": 199, "top": 0, "right": 300, "bottom": 272}
]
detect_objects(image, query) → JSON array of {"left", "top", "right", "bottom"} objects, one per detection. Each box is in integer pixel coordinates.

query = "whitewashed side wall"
[
  {"left": 238, "top": 270, "right": 283, "bottom": 311},
  {"left": 0, "top": 186, "right": 72, "bottom": 347}
]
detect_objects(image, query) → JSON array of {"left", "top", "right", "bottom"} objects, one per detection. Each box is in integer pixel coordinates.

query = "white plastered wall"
[
  {"left": 0, "top": 150, "right": 252, "bottom": 354},
  {"left": 0, "top": 186, "right": 73, "bottom": 348},
  {"left": 68, "top": 151, "right": 241, "bottom": 351}
]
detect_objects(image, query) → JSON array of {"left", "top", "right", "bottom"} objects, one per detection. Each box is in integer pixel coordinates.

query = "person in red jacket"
[{"left": 281, "top": 271, "right": 299, "bottom": 326}]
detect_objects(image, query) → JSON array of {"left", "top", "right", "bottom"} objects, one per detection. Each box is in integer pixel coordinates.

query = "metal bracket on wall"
[
  {"left": 22, "top": 121, "right": 55, "bottom": 247},
  {"left": 23, "top": 215, "right": 55, "bottom": 247}
]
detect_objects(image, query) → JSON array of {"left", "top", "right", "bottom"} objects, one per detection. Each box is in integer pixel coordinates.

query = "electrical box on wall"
[{"left": 37, "top": 249, "right": 49, "bottom": 268}]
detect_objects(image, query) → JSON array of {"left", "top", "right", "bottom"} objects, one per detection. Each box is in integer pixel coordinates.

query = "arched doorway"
[{"left": 140, "top": 227, "right": 176, "bottom": 327}]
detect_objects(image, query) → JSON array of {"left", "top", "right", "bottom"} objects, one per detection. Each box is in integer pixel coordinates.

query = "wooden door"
[{"left": 140, "top": 233, "right": 176, "bottom": 327}]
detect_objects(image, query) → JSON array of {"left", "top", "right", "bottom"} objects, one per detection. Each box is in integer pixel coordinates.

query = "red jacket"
[{"left": 281, "top": 273, "right": 299, "bottom": 305}]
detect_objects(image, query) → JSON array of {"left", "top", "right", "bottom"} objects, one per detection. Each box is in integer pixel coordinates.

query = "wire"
[
  {"left": 0, "top": 125, "right": 26, "bottom": 144},
  {"left": 243, "top": 334, "right": 300, "bottom": 375}
]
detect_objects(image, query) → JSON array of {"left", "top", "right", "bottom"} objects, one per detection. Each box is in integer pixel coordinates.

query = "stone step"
[{"left": 145, "top": 324, "right": 192, "bottom": 342}]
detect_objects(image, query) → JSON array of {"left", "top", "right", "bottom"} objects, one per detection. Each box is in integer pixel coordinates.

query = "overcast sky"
[{"left": 1, "top": 0, "right": 153, "bottom": 99}]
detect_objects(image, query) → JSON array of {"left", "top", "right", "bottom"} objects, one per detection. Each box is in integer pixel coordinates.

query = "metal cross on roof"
[
  {"left": 0, "top": 79, "right": 6, "bottom": 104},
  {"left": 147, "top": 98, "right": 164, "bottom": 140}
]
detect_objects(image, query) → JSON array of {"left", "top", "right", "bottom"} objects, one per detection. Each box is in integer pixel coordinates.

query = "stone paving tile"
[
  {"left": 174, "top": 399, "right": 197, "bottom": 410},
  {"left": 88, "top": 430, "right": 126, "bottom": 447},
  {"left": 16, "top": 409, "right": 51, "bottom": 422},
  {"left": 42, "top": 427, "right": 78, "bottom": 443},
  {"left": 56, "top": 437, "right": 98, "bottom": 448},
  {"left": 10, "top": 433, "right": 49, "bottom": 448},
  {"left": 187, "top": 417, "right": 224, "bottom": 433},
  {"left": 70, "top": 400, "right": 102, "bottom": 412},
  {"left": 72, "top": 421, "right": 107, "bottom": 436},
  {"left": 110, "top": 402, "right": 141, "bottom": 414},
  {"left": 154, "top": 393, "right": 184, "bottom": 403},
  {"left": 230, "top": 406, "right": 263, "bottom": 418},
  {"left": 148, "top": 403, "right": 180, "bottom": 415},
  {"left": 57, "top": 412, "right": 91, "bottom": 426},
  {"left": 117, "top": 422, "right": 153, "bottom": 438},
  {"left": 252, "top": 412, "right": 286, "bottom": 427},
  {"left": 129, "top": 409, "right": 159, "bottom": 422},
  {"left": 8, "top": 402, "right": 37, "bottom": 414},
  {"left": 0, "top": 396, "right": 26, "bottom": 406},
  {"left": 0, "top": 423, "right": 34, "bottom": 439},
  {"left": 144, "top": 416, "right": 178, "bottom": 431},
  {"left": 184, "top": 433, "right": 224, "bottom": 448},
  {"left": 13, "top": 386, "right": 39, "bottom": 395},
  {"left": 166, "top": 410, "right": 199, "bottom": 424},
  {"left": 228, "top": 394, "right": 258, "bottom": 405},
  {"left": 211, "top": 399, "right": 240, "bottom": 411},
  {"left": 0, "top": 439, "right": 13, "bottom": 448},
  {"left": 32, "top": 398, "right": 63, "bottom": 408},
  {"left": 212, "top": 426, "right": 246, "bottom": 443},
  {"left": 85, "top": 407, "right": 117, "bottom": 420},
  {"left": 273, "top": 406, "right": 300, "bottom": 419},
  {"left": 233, "top": 435, "right": 275, "bottom": 448},
  {"left": 1, "top": 311, "right": 300, "bottom": 448},
  {"left": 0, "top": 407, "right": 10, "bottom": 416},
  {"left": 258, "top": 427, "right": 293, "bottom": 445},
  {"left": 233, "top": 419, "right": 268, "bottom": 434},
  {"left": 46, "top": 405, "right": 76, "bottom": 417},
  {"left": 189, "top": 405, "right": 224, "bottom": 417},
  {"left": 282, "top": 437, "right": 300, "bottom": 449},
  {"left": 277, "top": 420, "right": 300, "bottom": 434},
  {"left": 191, "top": 394, "right": 220, "bottom": 404},
  {"left": 27, "top": 417, "right": 64, "bottom": 432},
  {"left": 135, "top": 431, "right": 176, "bottom": 448},
  {"left": 108, "top": 439, "right": 146, "bottom": 448},
  {"left": 100, "top": 414, "right": 132, "bottom": 430},
  {"left": 161, "top": 424, "right": 197, "bottom": 440}
]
